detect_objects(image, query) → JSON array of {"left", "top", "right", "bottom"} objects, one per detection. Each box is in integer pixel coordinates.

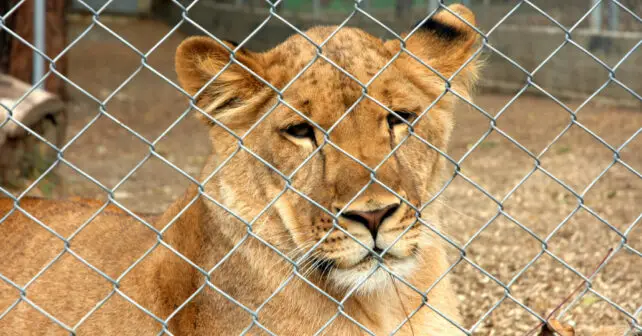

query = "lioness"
[{"left": 1, "top": 4, "right": 481, "bottom": 335}]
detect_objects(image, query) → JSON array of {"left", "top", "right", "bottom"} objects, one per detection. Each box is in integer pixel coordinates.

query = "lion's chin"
[{"left": 326, "top": 255, "right": 417, "bottom": 295}]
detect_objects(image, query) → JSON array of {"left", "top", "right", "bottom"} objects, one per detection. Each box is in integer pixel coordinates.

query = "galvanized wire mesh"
[{"left": 0, "top": 0, "right": 641, "bottom": 335}]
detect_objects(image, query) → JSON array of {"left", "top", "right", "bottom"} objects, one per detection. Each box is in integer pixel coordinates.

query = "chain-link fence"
[{"left": 0, "top": 0, "right": 641, "bottom": 335}]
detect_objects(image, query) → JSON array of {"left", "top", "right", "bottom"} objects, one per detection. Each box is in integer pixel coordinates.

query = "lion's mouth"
[
  {"left": 314, "top": 250, "right": 411, "bottom": 273},
  {"left": 312, "top": 251, "right": 418, "bottom": 293}
]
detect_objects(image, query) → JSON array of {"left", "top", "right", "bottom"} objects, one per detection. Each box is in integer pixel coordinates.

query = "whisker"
[
  {"left": 389, "top": 273, "right": 415, "bottom": 336},
  {"left": 422, "top": 193, "right": 487, "bottom": 227}
]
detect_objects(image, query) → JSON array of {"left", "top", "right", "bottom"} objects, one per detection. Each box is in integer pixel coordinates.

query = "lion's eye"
[
  {"left": 283, "top": 123, "right": 316, "bottom": 140},
  {"left": 387, "top": 110, "right": 416, "bottom": 128}
]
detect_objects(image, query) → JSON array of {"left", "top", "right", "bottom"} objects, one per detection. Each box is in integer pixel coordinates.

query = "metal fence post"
[
  {"left": 32, "top": 0, "right": 46, "bottom": 86},
  {"left": 313, "top": 0, "right": 321, "bottom": 20},
  {"left": 608, "top": 1, "right": 619, "bottom": 31},
  {"left": 590, "top": 0, "right": 603, "bottom": 32}
]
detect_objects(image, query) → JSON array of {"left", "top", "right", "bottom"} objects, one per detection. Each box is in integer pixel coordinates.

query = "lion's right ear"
[
  {"left": 385, "top": 4, "right": 481, "bottom": 99},
  {"left": 175, "top": 36, "right": 266, "bottom": 121}
]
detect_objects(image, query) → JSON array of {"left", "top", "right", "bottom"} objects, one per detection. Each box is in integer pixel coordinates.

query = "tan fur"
[{"left": 0, "top": 5, "right": 484, "bottom": 335}]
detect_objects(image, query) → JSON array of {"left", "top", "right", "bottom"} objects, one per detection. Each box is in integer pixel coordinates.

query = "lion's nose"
[{"left": 341, "top": 204, "right": 400, "bottom": 239}]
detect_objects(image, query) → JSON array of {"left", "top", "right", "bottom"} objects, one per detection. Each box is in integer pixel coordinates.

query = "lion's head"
[{"left": 175, "top": 5, "right": 480, "bottom": 294}]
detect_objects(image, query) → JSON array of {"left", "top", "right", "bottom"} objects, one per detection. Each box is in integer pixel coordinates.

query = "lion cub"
[{"left": 0, "top": 4, "right": 481, "bottom": 335}]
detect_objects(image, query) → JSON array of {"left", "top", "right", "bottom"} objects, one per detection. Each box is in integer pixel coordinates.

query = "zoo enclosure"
[{"left": 0, "top": 0, "right": 641, "bottom": 335}]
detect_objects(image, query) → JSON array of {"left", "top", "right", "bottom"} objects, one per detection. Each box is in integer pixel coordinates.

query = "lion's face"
[{"left": 175, "top": 5, "right": 480, "bottom": 293}]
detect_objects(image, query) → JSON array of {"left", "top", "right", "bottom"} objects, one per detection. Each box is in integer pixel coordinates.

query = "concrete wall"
[
  {"left": 481, "top": 26, "right": 641, "bottom": 108},
  {"left": 152, "top": 1, "right": 642, "bottom": 108}
]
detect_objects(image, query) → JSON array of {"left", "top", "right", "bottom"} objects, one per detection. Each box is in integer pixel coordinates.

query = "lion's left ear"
[
  {"left": 175, "top": 36, "right": 267, "bottom": 124},
  {"left": 386, "top": 4, "right": 481, "bottom": 96}
]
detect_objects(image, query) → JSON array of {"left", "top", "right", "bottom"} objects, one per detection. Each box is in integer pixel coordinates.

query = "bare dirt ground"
[{"left": 4, "top": 17, "right": 641, "bottom": 335}]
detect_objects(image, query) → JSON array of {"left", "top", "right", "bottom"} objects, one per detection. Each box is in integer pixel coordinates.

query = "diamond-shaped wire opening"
[
  {"left": 546, "top": 208, "right": 622, "bottom": 275},
  {"left": 251, "top": 274, "right": 340, "bottom": 333},
  {"left": 0, "top": 205, "right": 70, "bottom": 283},
  {"left": 472, "top": 298, "right": 543, "bottom": 335},
  {"left": 583, "top": 248, "right": 642, "bottom": 315},
  {"left": 0, "top": 300, "right": 70, "bottom": 333},
  {"left": 63, "top": 27, "right": 146, "bottom": 100},
  {"left": 526, "top": 0, "right": 592, "bottom": 33},
  {"left": 552, "top": 247, "right": 641, "bottom": 334},
  {"left": 170, "top": 284, "right": 257, "bottom": 334},
  {"left": 464, "top": 214, "right": 542, "bottom": 285},
  {"left": 583, "top": 162, "right": 642, "bottom": 233},
  {"left": 565, "top": 87, "right": 641, "bottom": 148},
  {"left": 582, "top": 77, "right": 642, "bottom": 113},
  {"left": 68, "top": 205, "right": 159, "bottom": 278},
  {"left": 24, "top": 253, "right": 113, "bottom": 327},
  {"left": 562, "top": 295, "right": 639, "bottom": 336},
  {"left": 203, "top": 266, "right": 281, "bottom": 335},
  {"left": 74, "top": 289, "right": 165, "bottom": 334},
  {"left": 572, "top": 0, "right": 640, "bottom": 32},
  {"left": 103, "top": 241, "right": 206, "bottom": 331},
  {"left": 509, "top": 251, "right": 589, "bottom": 319},
  {"left": 71, "top": 0, "right": 115, "bottom": 14},
  {"left": 485, "top": 5, "right": 568, "bottom": 64},
  {"left": 459, "top": 130, "right": 537, "bottom": 196},
  {"left": 91, "top": 14, "right": 181, "bottom": 57},
  {"left": 532, "top": 43, "right": 614, "bottom": 103},
  {"left": 450, "top": 97, "right": 496, "bottom": 148},
  {"left": 501, "top": 169, "right": 578, "bottom": 238},
  {"left": 365, "top": 281, "right": 430, "bottom": 335},
  {"left": 539, "top": 123, "right": 615, "bottom": 192},
  {"left": 426, "top": 175, "right": 498, "bottom": 245},
  {"left": 87, "top": 67, "right": 193, "bottom": 140},
  {"left": 512, "top": 0, "right": 585, "bottom": 29},
  {"left": 497, "top": 88, "right": 576, "bottom": 151},
  {"left": 446, "top": 259, "right": 507, "bottom": 331},
  {"left": 62, "top": 113, "right": 151, "bottom": 187},
  {"left": 113, "top": 152, "right": 204, "bottom": 213},
  {"left": 312, "top": 312, "right": 373, "bottom": 335}
]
